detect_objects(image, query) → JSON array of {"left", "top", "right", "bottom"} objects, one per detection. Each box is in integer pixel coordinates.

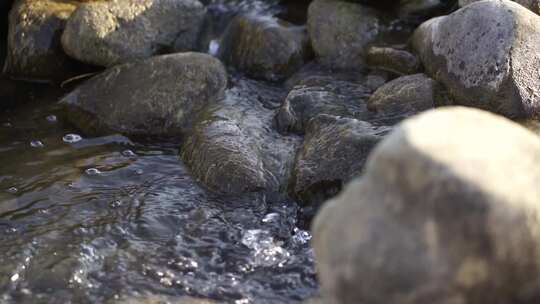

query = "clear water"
[{"left": 0, "top": 2, "right": 319, "bottom": 303}]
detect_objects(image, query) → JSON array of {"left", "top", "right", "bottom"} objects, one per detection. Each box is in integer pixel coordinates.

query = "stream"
[{"left": 0, "top": 1, "right": 319, "bottom": 303}]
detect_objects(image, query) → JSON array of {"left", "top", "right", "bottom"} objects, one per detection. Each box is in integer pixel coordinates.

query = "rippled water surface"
[
  {"left": 0, "top": 83, "right": 318, "bottom": 303},
  {"left": 0, "top": 0, "right": 319, "bottom": 299}
]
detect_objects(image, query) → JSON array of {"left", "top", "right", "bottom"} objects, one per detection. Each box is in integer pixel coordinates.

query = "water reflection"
[{"left": 0, "top": 86, "right": 317, "bottom": 304}]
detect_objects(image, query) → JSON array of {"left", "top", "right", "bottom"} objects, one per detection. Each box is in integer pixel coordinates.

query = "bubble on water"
[
  {"left": 241, "top": 229, "right": 290, "bottom": 267},
  {"left": 10, "top": 273, "right": 19, "bottom": 282},
  {"left": 261, "top": 212, "right": 279, "bottom": 223},
  {"left": 63, "top": 133, "right": 82, "bottom": 143},
  {"left": 291, "top": 227, "right": 312, "bottom": 245},
  {"left": 169, "top": 256, "right": 199, "bottom": 272},
  {"left": 135, "top": 169, "right": 144, "bottom": 175},
  {"left": 46, "top": 115, "right": 57, "bottom": 123},
  {"left": 30, "top": 140, "right": 44, "bottom": 148},
  {"left": 121, "top": 150, "right": 137, "bottom": 157},
  {"left": 6, "top": 187, "right": 18, "bottom": 194},
  {"left": 209, "top": 39, "right": 220, "bottom": 56},
  {"left": 110, "top": 200, "right": 123, "bottom": 208},
  {"left": 85, "top": 168, "right": 101, "bottom": 176}
]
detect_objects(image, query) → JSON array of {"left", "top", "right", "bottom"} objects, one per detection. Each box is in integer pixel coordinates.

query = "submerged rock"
[
  {"left": 4, "top": 0, "right": 80, "bottom": 81},
  {"left": 62, "top": 0, "right": 206, "bottom": 67},
  {"left": 412, "top": 0, "right": 540, "bottom": 118},
  {"left": 367, "top": 73, "right": 445, "bottom": 120},
  {"left": 62, "top": 52, "right": 227, "bottom": 136},
  {"left": 290, "top": 114, "right": 388, "bottom": 207},
  {"left": 313, "top": 107, "right": 540, "bottom": 304},
  {"left": 366, "top": 46, "right": 421, "bottom": 76},
  {"left": 275, "top": 76, "right": 372, "bottom": 134},
  {"left": 307, "top": 0, "right": 382, "bottom": 70},
  {"left": 219, "top": 14, "right": 310, "bottom": 82},
  {"left": 182, "top": 77, "right": 300, "bottom": 195}
]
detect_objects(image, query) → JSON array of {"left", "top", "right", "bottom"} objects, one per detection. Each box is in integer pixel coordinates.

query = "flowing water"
[{"left": 0, "top": 1, "right": 320, "bottom": 303}]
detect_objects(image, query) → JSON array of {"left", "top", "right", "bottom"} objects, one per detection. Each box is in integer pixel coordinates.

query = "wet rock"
[
  {"left": 412, "top": 0, "right": 540, "bottom": 118},
  {"left": 366, "top": 46, "right": 421, "bottom": 76},
  {"left": 4, "top": 0, "right": 80, "bottom": 81},
  {"left": 398, "top": 0, "right": 457, "bottom": 22},
  {"left": 182, "top": 77, "right": 300, "bottom": 195},
  {"left": 460, "top": 0, "right": 539, "bottom": 13},
  {"left": 62, "top": 0, "right": 206, "bottom": 67},
  {"left": 290, "top": 114, "right": 388, "bottom": 207},
  {"left": 62, "top": 52, "right": 227, "bottom": 136},
  {"left": 367, "top": 74, "right": 445, "bottom": 120},
  {"left": 307, "top": 0, "right": 383, "bottom": 70},
  {"left": 219, "top": 14, "right": 310, "bottom": 82},
  {"left": 313, "top": 107, "right": 540, "bottom": 304},
  {"left": 111, "top": 295, "right": 218, "bottom": 304},
  {"left": 275, "top": 76, "right": 372, "bottom": 134}
]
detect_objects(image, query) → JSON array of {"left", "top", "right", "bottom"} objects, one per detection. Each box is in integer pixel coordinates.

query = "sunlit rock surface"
[
  {"left": 412, "top": 0, "right": 540, "bottom": 118},
  {"left": 62, "top": 0, "right": 206, "bottom": 67},
  {"left": 314, "top": 107, "right": 540, "bottom": 304},
  {"left": 62, "top": 52, "right": 227, "bottom": 136}
]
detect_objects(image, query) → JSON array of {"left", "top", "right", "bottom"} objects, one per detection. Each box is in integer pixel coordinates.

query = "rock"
[
  {"left": 398, "top": 0, "right": 456, "bottom": 22},
  {"left": 313, "top": 106, "right": 540, "bottom": 304},
  {"left": 459, "top": 0, "right": 539, "bottom": 13},
  {"left": 366, "top": 46, "right": 421, "bottom": 76},
  {"left": 3, "top": 0, "right": 81, "bottom": 81},
  {"left": 182, "top": 76, "right": 300, "bottom": 195},
  {"left": 290, "top": 114, "right": 388, "bottom": 207},
  {"left": 275, "top": 76, "right": 373, "bottom": 134},
  {"left": 62, "top": 0, "right": 206, "bottom": 67},
  {"left": 219, "top": 14, "right": 310, "bottom": 82},
  {"left": 411, "top": 0, "right": 540, "bottom": 119},
  {"left": 110, "top": 295, "right": 218, "bottom": 304},
  {"left": 307, "top": 0, "right": 383, "bottom": 70},
  {"left": 62, "top": 52, "right": 227, "bottom": 136},
  {"left": 367, "top": 74, "right": 446, "bottom": 121}
]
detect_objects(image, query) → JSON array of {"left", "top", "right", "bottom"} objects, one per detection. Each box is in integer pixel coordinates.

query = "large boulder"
[
  {"left": 219, "top": 14, "right": 310, "bottom": 82},
  {"left": 290, "top": 114, "right": 388, "bottom": 207},
  {"left": 181, "top": 77, "right": 300, "bottom": 195},
  {"left": 62, "top": 0, "right": 206, "bottom": 67},
  {"left": 62, "top": 52, "right": 227, "bottom": 136},
  {"left": 4, "top": 0, "right": 81, "bottom": 81},
  {"left": 275, "top": 76, "right": 373, "bottom": 134},
  {"left": 460, "top": 0, "right": 539, "bottom": 13},
  {"left": 412, "top": 0, "right": 540, "bottom": 118},
  {"left": 313, "top": 107, "right": 540, "bottom": 304},
  {"left": 307, "top": 0, "right": 383, "bottom": 70},
  {"left": 367, "top": 73, "right": 446, "bottom": 121}
]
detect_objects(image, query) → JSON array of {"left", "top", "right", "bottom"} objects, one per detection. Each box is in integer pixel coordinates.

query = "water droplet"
[
  {"left": 10, "top": 273, "right": 19, "bottom": 282},
  {"left": 85, "top": 168, "right": 101, "bottom": 176},
  {"left": 46, "top": 115, "right": 57, "bottom": 123},
  {"left": 30, "top": 140, "right": 44, "bottom": 148},
  {"left": 63, "top": 133, "right": 82, "bottom": 143},
  {"left": 6, "top": 187, "right": 18, "bottom": 194},
  {"left": 122, "top": 150, "right": 136, "bottom": 157}
]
